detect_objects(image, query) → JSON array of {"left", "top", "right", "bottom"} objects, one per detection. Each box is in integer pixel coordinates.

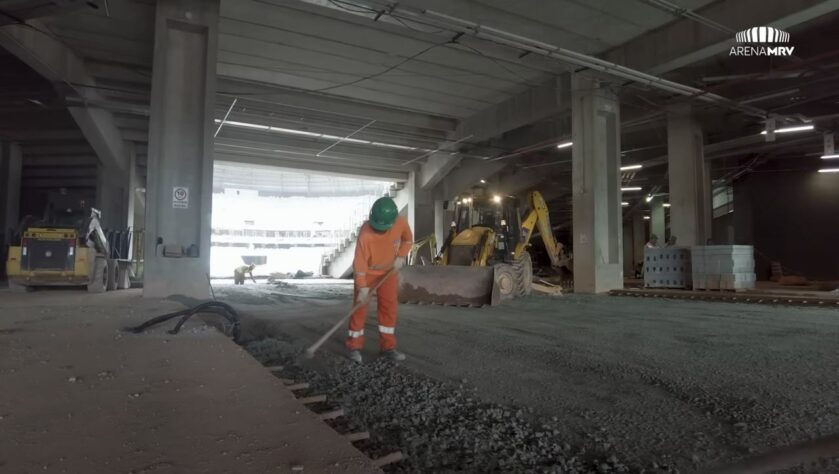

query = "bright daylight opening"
[{"left": 210, "top": 162, "right": 393, "bottom": 282}]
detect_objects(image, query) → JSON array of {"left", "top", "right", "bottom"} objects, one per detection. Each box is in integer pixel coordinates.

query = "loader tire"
[
  {"left": 495, "top": 264, "right": 517, "bottom": 301},
  {"left": 514, "top": 252, "right": 533, "bottom": 297},
  {"left": 88, "top": 257, "right": 108, "bottom": 293}
]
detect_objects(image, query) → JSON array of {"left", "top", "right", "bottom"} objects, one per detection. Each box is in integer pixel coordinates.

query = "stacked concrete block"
[
  {"left": 691, "top": 245, "right": 756, "bottom": 290},
  {"left": 644, "top": 247, "right": 692, "bottom": 289}
]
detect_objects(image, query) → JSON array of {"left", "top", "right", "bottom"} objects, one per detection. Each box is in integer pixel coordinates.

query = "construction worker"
[
  {"left": 347, "top": 196, "right": 413, "bottom": 364},
  {"left": 233, "top": 264, "right": 256, "bottom": 285},
  {"left": 645, "top": 234, "right": 660, "bottom": 249}
]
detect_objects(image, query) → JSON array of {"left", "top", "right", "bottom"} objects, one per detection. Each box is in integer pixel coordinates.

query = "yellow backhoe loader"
[
  {"left": 399, "top": 190, "right": 570, "bottom": 306},
  {"left": 6, "top": 193, "right": 136, "bottom": 293}
]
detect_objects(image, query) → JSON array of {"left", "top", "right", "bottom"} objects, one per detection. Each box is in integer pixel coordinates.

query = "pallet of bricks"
[
  {"left": 691, "top": 245, "right": 756, "bottom": 291},
  {"left": 644, "top": 247, "right": 692, "bottom": 289}
]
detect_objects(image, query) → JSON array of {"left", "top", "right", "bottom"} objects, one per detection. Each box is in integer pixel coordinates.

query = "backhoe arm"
[{"left": 515, "top": 191, "right": 567, "bottom": 268}]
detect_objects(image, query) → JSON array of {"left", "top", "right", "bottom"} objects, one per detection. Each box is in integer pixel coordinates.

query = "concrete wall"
[{"left": 734, "top": 164, "right": 839, "bottom": 280}]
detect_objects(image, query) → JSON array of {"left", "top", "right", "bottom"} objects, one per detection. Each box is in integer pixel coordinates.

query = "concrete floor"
[
  {"left": 2, "top": 281, "right": 838, "bottom": 472},
  {"left": 0, "top": 288, "right": 378, "bottom": 474},
  {"left": 223, "top": 281, "right": 839, "bottom": 472}
]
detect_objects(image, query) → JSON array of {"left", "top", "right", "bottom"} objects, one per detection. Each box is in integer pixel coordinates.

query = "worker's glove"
[
  {"left": 393, "top": 257, "right": 407, "bottom": 270},
  {"left": 357, "top": 287, "right": 370, "bottom": 302}
]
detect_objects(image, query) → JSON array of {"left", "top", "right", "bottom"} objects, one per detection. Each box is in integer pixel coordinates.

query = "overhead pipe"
[
  {"left": 391, "top": 5, "right": 769, "bottom": 117},
  {"left": 301, "top": 0, "right": 766, "bottom": 117}
]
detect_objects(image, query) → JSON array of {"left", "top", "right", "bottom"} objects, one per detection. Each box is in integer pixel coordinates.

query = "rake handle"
[{"left": 304, "top": 267, "right": 398, "bottom": 358}]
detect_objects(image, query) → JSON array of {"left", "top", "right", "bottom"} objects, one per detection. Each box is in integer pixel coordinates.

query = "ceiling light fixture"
[
  {"left": 645, "top": 195, "right": 654, "bottom": 203},
  {"left": 620, "top": 164, "right": 643, "bottom": 171},
  {"left": 556, "top": 141, "right": 573, "bottom": 149},
  {"left": 818, "top": 168, "right": 839, "bottom": 173},
  {"left": 663, "top": 203, "right": 671, "bottom": 208},
  {"left": 821, "top": 154, "right": 839, "bottom": 160},
  {"left": 621, "top": 187, "right": 642, "bottom": 191},
  {"left": 643, "top": 216, "right": 651, "bottom": 220},
  {"left": 621, "top": 202, "right": 629, "bottom": 206},
  {"left": 761, "top": 125, "right": 814, "bottom": 135}
]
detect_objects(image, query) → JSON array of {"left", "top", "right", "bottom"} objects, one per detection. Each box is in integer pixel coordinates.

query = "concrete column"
[
  {"left": 622, "top": 221, "right": 634, "bottom": 277},
  {"left": 0, "top": 140, "right": 22, "bottom": 239},
  {"left": 0, "top": 140, "right": 21, "bottom": 281},
  {"left": 632, "top": 211, "right": 646, "bottom": 272},
  {"left": 667, "top": 104, "right": 711, "bottom": 246},
  {"left": 125, "top": 142, "right": 138, "bottom": 230},
  {"left": 143, "top": 0, "right": 220, "bottom": 299},
  {"left": 433, "top": 199, "right": 447, "bottom": 254},
  {"left": 571, "top": 74, "right": 623, "bottom": 293},
  {"left": 650, "top": 199, "right": 665, "bottom": 241},
  {"left": 398, "top": 172, "right": 417, "bottom": 235}
]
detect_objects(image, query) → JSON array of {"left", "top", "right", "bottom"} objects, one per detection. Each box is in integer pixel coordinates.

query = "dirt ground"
[
  {"left": 0, "top": 288, "right": 377, "bottom": 474},
  {"left": 219, "top": 281, "right": 839, "bottom": 473}
]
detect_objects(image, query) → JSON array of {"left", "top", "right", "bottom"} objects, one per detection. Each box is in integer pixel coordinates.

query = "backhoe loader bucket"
[{"left": 398, "top": 265, "right": 501, "bottom": 307}]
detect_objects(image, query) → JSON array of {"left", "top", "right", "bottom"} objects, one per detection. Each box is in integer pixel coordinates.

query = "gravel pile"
[{"left": 245, "top": 338, "right": 635, "bottom": 473}]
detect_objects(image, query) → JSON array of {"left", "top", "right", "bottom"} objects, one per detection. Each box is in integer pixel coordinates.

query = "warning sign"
[{"left": 172, "top": 186, "right": 189, "bottom": 209}]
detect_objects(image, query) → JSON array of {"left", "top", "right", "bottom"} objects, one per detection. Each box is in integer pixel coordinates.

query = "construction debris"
[{"left": 532, "top": 279, "right": 564, "bottom": 296}]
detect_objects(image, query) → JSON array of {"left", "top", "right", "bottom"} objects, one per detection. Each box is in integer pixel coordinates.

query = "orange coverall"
[{"left": 346, "top": 215, "right": 413, "bottom": 352}]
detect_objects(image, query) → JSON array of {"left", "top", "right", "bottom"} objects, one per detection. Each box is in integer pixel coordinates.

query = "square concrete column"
[
  {"left": 433, "top": 199, "right": 447, "bottom": 255},
  {"left": 0, "top": 140, "right": 22, "bottom": 240},
  {"left": 125, "top": 142, "right": 138, "bottom": 231},
  {"left": 0, "top": 140, "right": 21, "bottom": 281},
  {"left": 144, "top": 0, "right": 220, "bottom": 299},
  {"left": 667, "top": 104, "right": 711, "bottom": 246},
  {"left": 632, "top": 211, "right": 645, "bottom": 271},
  {"left": 622, "top": 221, "right": 634, "bottom": 277},
  {"left": 650, "top": 199, "right": 665, "bottom": 242},
  {"left": 571, "top": 74, "right": 623, "bottom": 293}
]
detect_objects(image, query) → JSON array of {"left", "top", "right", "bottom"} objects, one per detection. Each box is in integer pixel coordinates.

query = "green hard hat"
[{"left": 369, "top": 197, "right": 398, "bottom": 231}]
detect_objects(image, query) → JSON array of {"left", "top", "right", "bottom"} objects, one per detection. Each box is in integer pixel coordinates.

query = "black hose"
[{"left": 126, "top": 301, "right": 241, "bottom": 342}]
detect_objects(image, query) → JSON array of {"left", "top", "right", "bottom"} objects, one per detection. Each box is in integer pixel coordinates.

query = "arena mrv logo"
[{"left": 730, "top": 26, "right": 795, "bottom": 57}]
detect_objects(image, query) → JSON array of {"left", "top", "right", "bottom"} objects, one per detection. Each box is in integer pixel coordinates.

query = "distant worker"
[
  {"left": 645, "top": 234, "right": 659, "bottom": 249},
  {"left": 665, "top": 235, "right": 677, "bottom": 247},
  {"left": 234, "top": 264, "right": 256, "bottom": 285},
  {"left": 347, "top": 197, "right": 413, "bottom": 364}
]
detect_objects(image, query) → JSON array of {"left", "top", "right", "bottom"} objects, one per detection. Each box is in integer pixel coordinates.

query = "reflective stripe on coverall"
[{"left": 346, "top": 216, "right": 413, "bottom": 351}]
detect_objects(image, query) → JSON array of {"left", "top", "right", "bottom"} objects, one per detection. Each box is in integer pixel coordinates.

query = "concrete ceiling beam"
[
  {"left": 21, "top": 177, "right": 97, "bottom": 188},
  {"left": 418, "top": 152, "right": 462, "bottom": 190},
  {"left": 23, "top": 144, "right": 94, "bottom": 155},
  {"left": 217, "top": 78, "right": 456, "bottom": 132},
  {"left": 121, "top": 129, "right": 149, "bottom": 142},
  {"left": 215, "top": 132, "right": 418, "bottom": 164},
  {"left": 0, "top": 129, "right": 85, "bottom": 142},
  {"left": 0, "top": 0, "right": 89, "bottom": 25},
  {"left": 417, "top": 75, "right": 570, "bottom": 191},
  {"left": 604, "top": 0, "right": 839, "bottom": 74},
  {"left": 22, "top": 156, "right": 99, "bottom": 166},
  {"left": 0, "top": 21, "right": 128, "bottom": 173},
  {"left": 433, "top": 158, "right": 508, "bottom": 201},
  {"left": 214, "top": 155, "right": 409, "bottom": 181},
  {"left": 456, "top": 75, "right": 570, "bottom": 145}
]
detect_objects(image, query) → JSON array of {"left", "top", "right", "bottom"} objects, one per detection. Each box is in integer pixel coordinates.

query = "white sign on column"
[{"left": 172, "top": 186, "right": 189, "bottom": 209}]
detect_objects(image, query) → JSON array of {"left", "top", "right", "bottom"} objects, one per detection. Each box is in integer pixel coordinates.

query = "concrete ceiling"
[
  {"left": 2, "top": 0, "right": 839, "bottom": 215},
  {"left": 213, "top": 160, "right": 391, "bottom": 196}
]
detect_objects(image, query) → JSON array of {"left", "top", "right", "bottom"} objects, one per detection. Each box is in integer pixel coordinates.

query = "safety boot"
[
  {"left": 381, "top": 349, "right": 406, "bottom": 361},
  {"left": 348, "top": 350, "right": 362, "bottom": 364}
]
